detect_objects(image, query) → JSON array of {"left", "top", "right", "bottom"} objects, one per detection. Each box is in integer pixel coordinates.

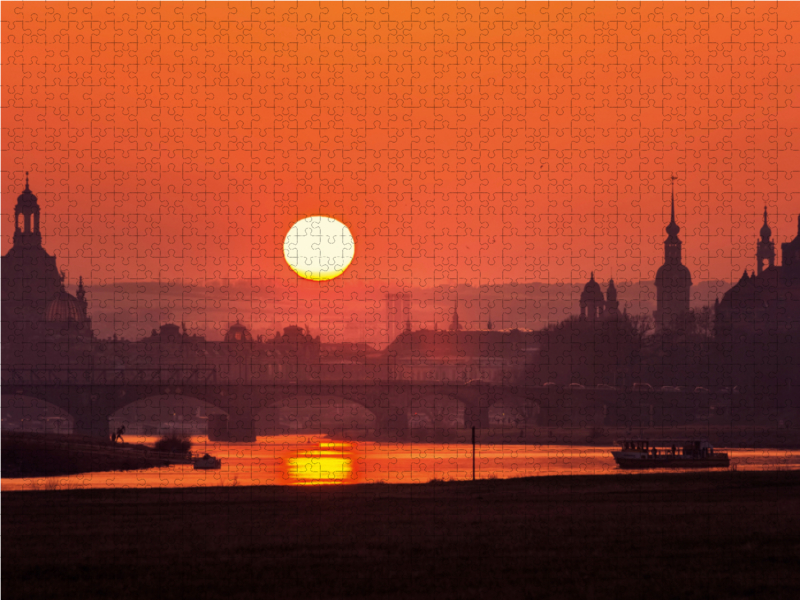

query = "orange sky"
[{"left": 3, "top": 2, "right": 800, "bottom": 295}]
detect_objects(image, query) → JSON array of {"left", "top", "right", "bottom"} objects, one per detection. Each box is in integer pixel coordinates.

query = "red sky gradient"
[{"left": 3, "top": 2, "right": 800, "bottom": 299}]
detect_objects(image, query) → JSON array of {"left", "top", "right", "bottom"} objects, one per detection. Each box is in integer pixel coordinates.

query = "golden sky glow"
[{"left": 3, "top": 2, "right": 800, "bottom": 289}]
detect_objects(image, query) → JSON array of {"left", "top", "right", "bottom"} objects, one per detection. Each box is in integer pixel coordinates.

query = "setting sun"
[{"left": 283, "top": 216, "right": 355, "bottom": 281}]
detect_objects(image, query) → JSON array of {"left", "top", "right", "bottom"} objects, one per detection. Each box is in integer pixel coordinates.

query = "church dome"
[
  {"left": 16, "top": 177, "right": 38, "bottom": 208},
  {"left": 46, "top": 288, "right": 85, "bottom": 322},
  {"left": 224, "top": 321, "right": 253, "bottom": 343},
  {"left": 581, "top": 273, "right": 604, "bottom": 302},
  {"left": 665, "top": 218, "right": 680, "bottom": 237}
]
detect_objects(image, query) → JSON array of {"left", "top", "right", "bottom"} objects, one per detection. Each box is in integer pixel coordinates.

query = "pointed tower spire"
[
  {"left": 605, "top": 278, "right": 619, "bottom": 317},
  {"left": 671, "top": 175, "right": 676, "bottom": 221},
  {"left": 449, "top": 297, "right": 461, "bottom": 331},
  {"left": 654, "top": 174, "right": 692, "bottom": 331},
  {"left": 666, "top": 175, "right": 680, "bottom": 238},
  {"left": 760, "top": 206, "right": 772, "bottom": 241},
  {"left": 77, "top": 275, "right": 86, "bottom": 302},
  {"left": 757, "top": 206, "right": 775, "bottom": 276}
]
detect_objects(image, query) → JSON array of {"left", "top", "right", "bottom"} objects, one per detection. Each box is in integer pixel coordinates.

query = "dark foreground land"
[{"left": 4, "top": 471, "right": 800, "bottom": 600}]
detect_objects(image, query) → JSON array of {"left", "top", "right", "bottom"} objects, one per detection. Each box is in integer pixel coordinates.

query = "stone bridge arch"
[
  {"left": 252, "top": 393, "right": 389, "bottom": 437},
  {"left": 1, "top": 393, "right": 74, "bottom": 434},
  {"left": 248, "top": 384, "right": 410, "bottom": 441},
  {"left": 0, "top": 383, "right": 247, "bottom": 439},
  {"left": 434, "top": 383, "right": 537, "bottom": 429},
  {"left": 109, "top": 393, "right": 229, "bottom": 437}
]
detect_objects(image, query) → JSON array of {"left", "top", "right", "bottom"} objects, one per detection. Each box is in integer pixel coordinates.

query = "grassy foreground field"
[{"left": 4, "top": 471, "right": 800, "bottom": 600}]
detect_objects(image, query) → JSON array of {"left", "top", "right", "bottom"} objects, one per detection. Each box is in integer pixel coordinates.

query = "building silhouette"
[
  {"left": 386, "top": 326, "right": 538, "bottom": 384},
  {"left": 715, "top": 212, "right": 800, "bottom": 340},
  {"left": 579, "top": 273, "right": 621, "bottom": 321},
  {"left": 449, "top": 298, "right": 461, "bottom": 331},
  {"left": 654, "top": 180, "right": 692, "bottom": 331},
  {"left": 756, "top": 207, "right": 776, "bottom": 276},
  {"left": 2, "top": 177, "right": 93, "bottom": 368},
  {"left": 579, "top": 274, "right": 620, "bottom": 321},
  {"left": 386, "top": 291, "right": 412, "bottom": 341}
]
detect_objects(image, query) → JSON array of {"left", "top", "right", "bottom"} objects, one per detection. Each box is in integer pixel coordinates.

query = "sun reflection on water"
[{"left": 287, "top": 441, "right": 354, "bottom": 485}]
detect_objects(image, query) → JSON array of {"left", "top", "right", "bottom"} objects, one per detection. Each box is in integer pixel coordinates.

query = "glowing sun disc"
[{"left": 283, "top": 216, "right": 355, "bottom": 281}]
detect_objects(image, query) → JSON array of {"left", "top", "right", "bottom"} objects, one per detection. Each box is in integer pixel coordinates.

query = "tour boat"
[
  {"left": 193, "top": 453, "right": 222, "bottom": 470},
  {"left": 612, "top": 439, "right": 729, "bottom": 469}
]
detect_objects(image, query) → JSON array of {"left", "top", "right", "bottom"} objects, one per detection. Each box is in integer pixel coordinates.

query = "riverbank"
[
  {"left": 1, "top": 432, "right": 189, "bottom": 478},
  {"left": 5, "top": 470, "right": 800, "bottom": 599}
]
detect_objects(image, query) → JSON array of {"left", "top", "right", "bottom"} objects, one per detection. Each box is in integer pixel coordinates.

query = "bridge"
[
  {"left": 2, "top": 368, "right": 754, "bottom": 440},
  {"left": 1, "top": 368, "right": 538, "bottom": 441}
]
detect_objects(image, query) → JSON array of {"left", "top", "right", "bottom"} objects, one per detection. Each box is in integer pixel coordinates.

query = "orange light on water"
[{"left": 288, "top": 446, "right": 353, "bottom": 485}]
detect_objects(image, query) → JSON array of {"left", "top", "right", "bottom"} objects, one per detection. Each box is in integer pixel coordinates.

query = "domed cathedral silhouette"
[
  {"left": 654, "top": 176, "right": 692, "bottom": 331},
  {"left": 579, "top": 273, "right": 620, "bottom": 321},
  {"left": 2, "top": 175, "right": 93, "bottom": 366}
]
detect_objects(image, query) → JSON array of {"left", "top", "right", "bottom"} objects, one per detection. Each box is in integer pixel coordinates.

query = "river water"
[{"left": 5, "top": 435, "right": 800, "bottom": 491}]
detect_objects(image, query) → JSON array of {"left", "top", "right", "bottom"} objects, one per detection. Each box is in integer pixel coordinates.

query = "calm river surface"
[{"left": 5, "top": 435, "right": 800, "bottom": 491}]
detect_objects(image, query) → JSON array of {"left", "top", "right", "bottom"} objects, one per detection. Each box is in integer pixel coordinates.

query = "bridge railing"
[{"left": 1, "top": 368, "right": 218, "bottom": 386}]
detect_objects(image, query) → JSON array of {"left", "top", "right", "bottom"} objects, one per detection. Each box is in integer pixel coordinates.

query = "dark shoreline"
[
  {"left": 5, "top": 470, "right": 800, "bottom": 599},
  {"left": 1, "top": 431, "right": 190, "bottom": 478}
]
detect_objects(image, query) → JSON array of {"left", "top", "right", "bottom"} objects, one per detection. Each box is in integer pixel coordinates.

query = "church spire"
[
  {"left": 759, "top": 206, "right": 772, "bottom": 241},
  {"left": 654, "top": 174, "right": 692, "bottom": 332},
  {"left": 663, "top": 175, "right": 683, "bottom": 265},
  {"left": 449, "top": 298, "right": 461, "bottom": 331},
  {"left": 757, "top": 206, "right": 775, "bottom": 276},
  {"left": 666, "top": 175, "right": 680, "bottom": 238},
  {"left": 77, "top": 276, "right": 86, "bottom": 301}
]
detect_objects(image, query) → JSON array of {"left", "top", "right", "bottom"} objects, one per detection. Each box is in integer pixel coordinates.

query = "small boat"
[
  {"left": 193, "top": 453, "right": 222, "bottom": 470},
  {"left": 612, "top": 439, "right": 729, "bottom": 469}
]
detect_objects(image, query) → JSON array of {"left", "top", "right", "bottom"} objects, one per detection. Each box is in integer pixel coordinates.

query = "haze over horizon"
[{"left": 77, "top": 276, "right": 730, "bottom": 343}]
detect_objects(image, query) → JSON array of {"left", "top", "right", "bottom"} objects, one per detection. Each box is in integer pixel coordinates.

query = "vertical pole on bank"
[{"left": 472, "top": 425, "right": 476, "bottom": 481}]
